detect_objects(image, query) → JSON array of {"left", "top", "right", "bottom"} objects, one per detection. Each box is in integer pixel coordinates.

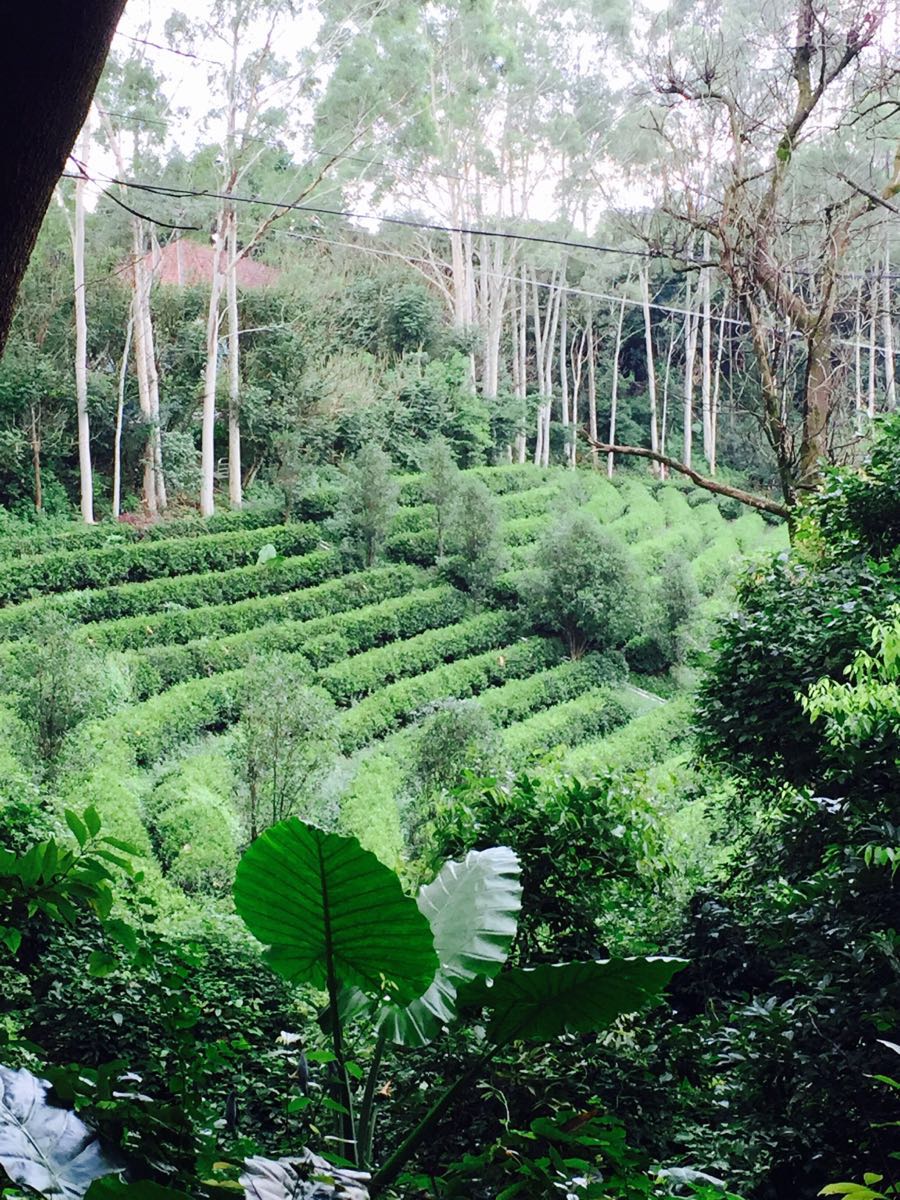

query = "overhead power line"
[{"left": 75, "top": 171, "right": 663, "bottom": 259}]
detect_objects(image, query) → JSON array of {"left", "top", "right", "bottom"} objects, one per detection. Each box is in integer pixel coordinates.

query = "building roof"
[{"left": 143, "top": 239, "right": 281, "bottom": 289}]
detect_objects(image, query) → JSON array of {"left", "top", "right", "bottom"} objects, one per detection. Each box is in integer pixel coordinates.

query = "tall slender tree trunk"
[
  {"left": 854, "top": 278, "right": 865, "bottom": 434},
  {"left": 531, "top": 271, "right": 545, "bottom": 467},
  {"left": 587, "top": 321, "right": 598, "bottom": 470},
  {"left": 30, "top": 407, "right": 42, "bottom": 513},
  {"left": 701, "top": 234, "right": 713, "bottom": 461},
  {"left": 868, "top": 275, "right": 878, "bottom": 419},
  {"left": 201, "top": 216, "right": 227, "bottom": 517},
  {"left": 883, "top": 240, "right": 896, "bottom": 411},
  {"left": 73, "top": 120, "right": 94, "bottom": 524},
  {"left": 514, "top": 265, "right": 528, "bottom": 462},
  {"left": 113, "top": 314, "right": 133, "bottom": 521},
  {"left": 226, "top": 206, "right": 243, "bottom": 508},
  {"left": 607, "top": 296, "right": 626, "bottom": 478},
  {"left": 144, "top": 236, "right": 166, "bottom": 512},
  {"left": 710, "top": 307, "right": 726, "bottom": 474},
  {"left": 640, "top": 267, "right": 660, "bottom": 475},
  {"left": 683, "top": 279, "right": 699, "bottom": 468},
  {"left": 559, "top": 290, "right": 571, "bottom": 466},
  {"left": 131, "top": 246, "right": 156, "bottom": 516}
]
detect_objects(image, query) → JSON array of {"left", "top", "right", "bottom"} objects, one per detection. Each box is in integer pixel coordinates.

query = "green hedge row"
[
  {"left": 318, "top": 608, "right": 521, "bottom": 705},
  {"left": 80, "top": 563, "right": 423, "bottom": 652},
  {"left": 0, "top": 549, "right": 342, "bottom": 639},
  {"left": 0, "top": 504, "right": 288, "bottom": 561},
  {"left": 396, "top": 463, "right": 559, "bottom": 505},
  {"left": 501, "top": 685, "right": 641, "bottom": 757},
  {"left": 561, "top": 695, "right": 691, "bottom": 778},
  {"left": 89, "top": 668, "right": 247, "bottom": 767},
  {"left": 390, "top": 484, "right": 560, "bottom": 537},
  {"left": 124, "top": 585, "right": 468, "bottom": 700},
  {"left": 338, "top": 635, "right": 561, "bottom": 751},
  {"left": 0, "top": 523, "right": 322, "bottom": 605},
  {"left": 478, "top": 651, "right": 627, "bottom": 727},
  {"left": 386, "top": 508, "right": 551, "bottom": 565}
]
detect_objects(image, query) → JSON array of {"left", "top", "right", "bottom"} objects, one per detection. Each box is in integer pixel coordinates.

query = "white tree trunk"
[
  {"left": 559, "top": 290, "right": 571, "bottom": 466},
  {"left": 226, "top": 206, "right": 243, "bottom": 508},
  {"left": 73, "top": 120, "right": 94, "bottom": 524},
  {"left": 144, "top": 236, "right": 166, "bottom": 511},
  {"left": 883, "top": 241, "right": 896, "bottom": 411},
  {"left": 201, "top": 217, "right": 227, "bottom": 517},
  {"left": 701, "top": 233, "right": 713, "bottom": 461},
  {"left": 607, "top": 296, "right": 626, "bottom": 478},
  {"left": 640, "top": 267, "right": 660, "bottom": 474},
  {"left": 868, "top": 278, "right": 878, "bottom": 419},
  {"left": 854, "top": 278, "right": 864, "bottom": 433},
  {"left": 113, "top": 314, "right": 133, "bottom": 521},
  {"left": 710, "top": 307, "right": 726, "bottom": 474},
  {"left": 683, "top": 279, "right": 700, "bottom": 468}
]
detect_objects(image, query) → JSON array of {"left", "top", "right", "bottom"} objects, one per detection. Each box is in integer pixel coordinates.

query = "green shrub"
[
  {"left": 332, "top": 445, "right": 399, "bottom": 566},
  {"left": 0, "top": 503, "right": 287, "bottom": 561},
  {"left": 691, "top": 535, "right": 740, "bottom": 596},
  {"left": 520, "top": 511, "right": 645, "bottom": 658},
  {"left": 445, "top": 477, "right": 508, "bottom": 596},
  {"left": 152, "top": 784, "right": 240, "bottom": 894},
  {"left": 81, "top": 563, "right": 423, "bottom": 651},
  {"left": 478, "top": 652, "right": 627, "bottom": 727},
  {"left": 338, "top": 635, "right": 561, "bottom": 750},
  {"left": 231, "top": 655, "right": 338, "bottom": 839},
  {"left": 123, "top": 585, "right": 469, "bottom": 699},
  {"left": 0, "top": 548, "right": 342, "bottom": 638},
  {"left": 500, "top": 686, "right": 641, "bottom": 757},
  {"left": 318, "top": 608, "right": 520, "bottom": 704},
  {"left": 396, "top": 463, "right": 558, "bottom": 506},
  {"left": 81, "top": 668, "right": 248, "bottom": 768},
  {"left": 560, "top": 696, "right": 692, "bottom": 777},
  {"left": 0, "top": 611, "right": 128, "bottom": 771},
  {"left": 338, "top": 748, "right": 406, "bottom": 868},
  {"left": 0, "top": 523, "right": 321, "bottom": 604}
]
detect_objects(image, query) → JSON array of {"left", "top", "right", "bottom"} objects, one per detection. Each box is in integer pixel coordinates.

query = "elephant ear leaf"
[
  {"left": 0, "top": 1064, "right": 119, "bottom": 1200},
  {"left": 234, "top": 818, "right": 437, "bottom": 1005},
  {"left": 462, "top": 957, "right": 686, "bottom": 1045},
  {"left": 240, "top": 1152, "right": 370, "bottom": 1200},
  {"left": 379, "top": 847, "right": 522, "bottom": 1047}
]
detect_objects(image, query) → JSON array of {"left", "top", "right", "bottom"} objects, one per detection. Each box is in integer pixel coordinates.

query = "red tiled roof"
[{"left": 142, "top": 240, "right": 281, "bottom": 289}]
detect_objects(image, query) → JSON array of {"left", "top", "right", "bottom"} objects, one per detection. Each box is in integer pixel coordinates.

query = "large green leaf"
[
  {"left": 240, "top": 1152, "right": 370, "bottom": 1199},
  {"left": 379, "top": 847, "right": 522, "bottom": 1047},
  {"left": 0, "top": 1065, "right": 119, "bottom": 1199},
  {"left": 462, "top": 957, "right": 686, "bottom": 1044},
  {"left": 234, "top": 819, "right": 437, "bottom": 1004}
]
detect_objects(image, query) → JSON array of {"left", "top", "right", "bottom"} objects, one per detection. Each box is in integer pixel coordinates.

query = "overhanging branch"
[{"left": 580, "top": 431, "right": 791, "bottom": 520}]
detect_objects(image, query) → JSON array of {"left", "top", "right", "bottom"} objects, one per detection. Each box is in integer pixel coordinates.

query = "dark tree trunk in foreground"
[{"left": 0, "top": 2, "right": 126, "bottom": 354}]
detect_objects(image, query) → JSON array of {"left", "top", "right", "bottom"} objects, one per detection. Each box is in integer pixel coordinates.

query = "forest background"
[{"left": 0, "top": 1, "right": 898, "bottom": 1200}]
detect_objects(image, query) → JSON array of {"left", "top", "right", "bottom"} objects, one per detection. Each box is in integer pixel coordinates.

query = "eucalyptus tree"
[
  {"left": 640, "top": 0, "right": 900, "bottom": 505},
  {"left": 97, "top": 49, "right": 173, "bottom": 516}
]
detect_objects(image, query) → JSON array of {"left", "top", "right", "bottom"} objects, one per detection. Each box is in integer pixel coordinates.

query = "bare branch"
[{"left": 579, "top": 430, "right": 791, "bottom": 519}]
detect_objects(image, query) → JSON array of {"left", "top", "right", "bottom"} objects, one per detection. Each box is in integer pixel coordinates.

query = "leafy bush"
[
  {"left": 520, "top": 511, "right": 645, "bottom": 658},
  {"left": 332, "top": 445, "right": 399, "bottom": 567},
  {"left": 0, "top": 613, "right": 127, "bottom": 772},
  {"left": 478, "top": 652, "right": 627, "bottom": 727},
  {"left": 0, "top": 504, "right": 287, "bottom": 561},
  {"left": 444, "top": 476, "right": 508, "bottom": 596},
  {"left": 231, "top": 655, "right": 338, "bottom": 839}
]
